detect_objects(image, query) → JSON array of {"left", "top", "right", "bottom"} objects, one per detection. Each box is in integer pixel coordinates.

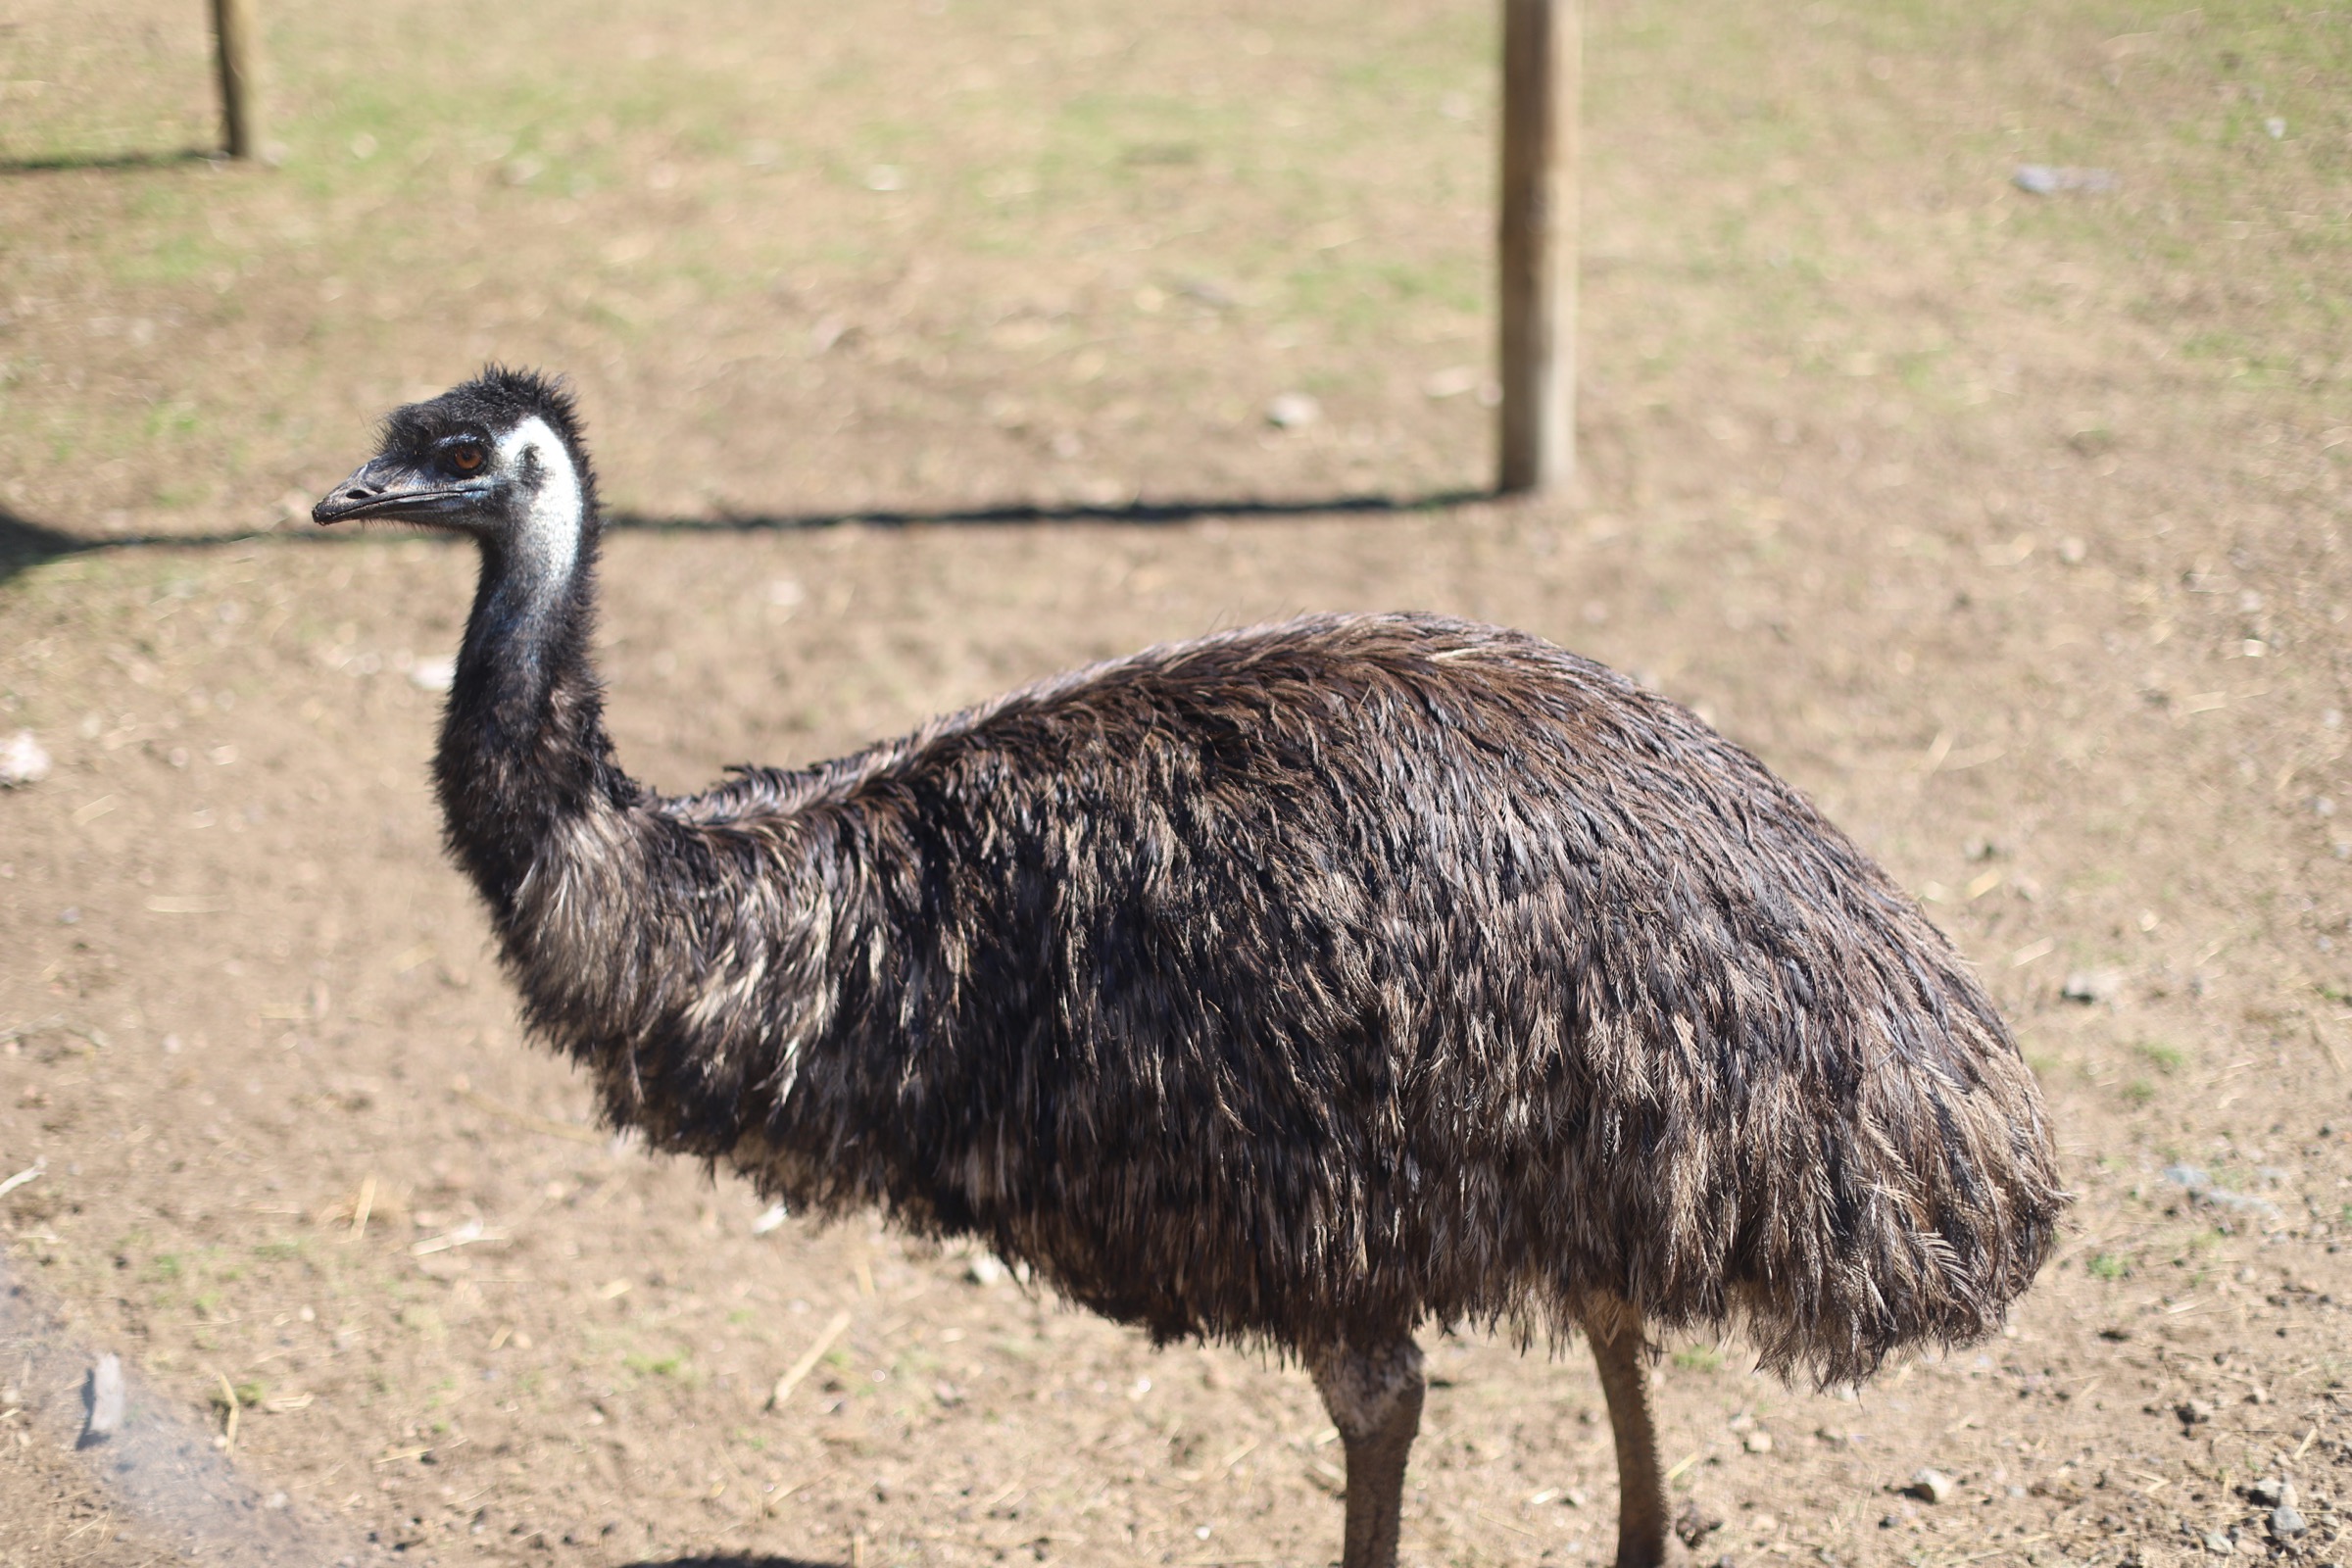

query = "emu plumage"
[{"left": 317, "top": 369, "right": 2066, "bottom": 1568}]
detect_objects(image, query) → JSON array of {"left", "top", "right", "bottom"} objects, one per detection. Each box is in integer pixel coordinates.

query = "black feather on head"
[{"left": 378, "top": 366, "right": 594, "bottom": 500}]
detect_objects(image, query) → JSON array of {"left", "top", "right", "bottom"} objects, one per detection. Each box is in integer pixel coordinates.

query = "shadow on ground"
[
  {"left": 605, "top": 489, "right": 1484, "bottom": 536},
  {"left": 614, "top": 1558, "right": 843, "bottom": 1568},
  {"left": 0, "top": 148, "right": 218, "bottom": 175},
  {"left": 0, "top": 488, "right": 1488, "bottom": 584},
  {"left": 0, "top": 509, "right": 90, "bottom": 584}
]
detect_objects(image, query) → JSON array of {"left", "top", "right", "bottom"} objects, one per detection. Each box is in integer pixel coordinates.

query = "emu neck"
[
  {"left": 435, "top": 454, "right": 627, "bottom": 916},
  {"left": 458, "top": 534, "right": 586, "bottom": 727}
]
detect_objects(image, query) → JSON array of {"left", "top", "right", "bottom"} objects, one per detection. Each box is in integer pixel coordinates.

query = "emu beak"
[{"left": 312, "top": 456, "right": 476, "bottom": 526}]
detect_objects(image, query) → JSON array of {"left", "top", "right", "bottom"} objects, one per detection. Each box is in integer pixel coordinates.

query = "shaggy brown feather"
[
  {"left": 501, "top": 612, "right": 2062, "bottom": 1383},
  {"left": 321, "top": 366, "right": 2064, "bottom": 1388},
  {"left": 316, "top": 370, "right": 2067, "bottom": 1568}
]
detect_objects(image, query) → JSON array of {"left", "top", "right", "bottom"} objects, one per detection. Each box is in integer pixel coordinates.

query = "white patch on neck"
[{"left": 499, "top": 416, "right": 581, "bottom": 605}]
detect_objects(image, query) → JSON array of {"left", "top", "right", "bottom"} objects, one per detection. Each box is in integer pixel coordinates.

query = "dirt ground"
[{"left": 4, "top": 0, "right": 2351, "bottom": 1564}]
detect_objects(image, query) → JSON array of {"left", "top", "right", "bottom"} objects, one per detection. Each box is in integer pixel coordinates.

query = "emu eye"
[{"left": 447, "top": 441, "right": 486, "bottom": 474}]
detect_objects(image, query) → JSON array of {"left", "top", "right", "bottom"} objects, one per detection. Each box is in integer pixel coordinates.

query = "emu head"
[{"left": 312, "top": 368, "right": 596, "bottom": 573}]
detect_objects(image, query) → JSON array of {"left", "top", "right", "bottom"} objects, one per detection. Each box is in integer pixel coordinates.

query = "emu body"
[{"left": 317, "top": 370, "right": 2066, "bottom": 1568}]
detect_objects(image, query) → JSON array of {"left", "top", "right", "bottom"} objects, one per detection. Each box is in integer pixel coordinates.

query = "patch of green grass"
[
  {"left": 2121, "top": 1078, "right": 2158, "bottom": 1106},
  {"left": 397, "top": 1304, "right": 446, "bottom": 1343},
  {"left": 2086, "top": 1252, "right": 2130, "bottom": 1282},
  {"left": 141, "top": 402, "right": 201, "bottom": 441},
  {"left": 282, "top": 60, "right": 723, "bottom": 208},
  {"left": 116, "top": 231, "right": 229, "bottom": 290},
  {"left": 623, "top": 1348, "right": 697, "bottom": 1383},
  {"left": 1889, "top": 346, "right": 1953, "bottom": 396},
  {"left": 1671, "top": 1346, "right": 1723, "bottom": 1372},
  {"left": 2133, "top": 1041, "right": 2188, "bottom": 1074},
  {"left": 208, "top": 1380, "right": 264, "bottom": 1413}
]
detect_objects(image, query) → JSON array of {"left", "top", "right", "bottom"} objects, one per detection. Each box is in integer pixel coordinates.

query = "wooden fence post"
[
  {"left": 210, "top": 0, "right": 265, "bottom": 160},
  {"left": 1496, "top": 0, "right": 1579, "bottom": 496}
]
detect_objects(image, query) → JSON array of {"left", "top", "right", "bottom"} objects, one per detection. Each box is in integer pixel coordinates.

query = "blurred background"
[{"left": 3, "top": 2, "right": 2351, "bottom": 1565}]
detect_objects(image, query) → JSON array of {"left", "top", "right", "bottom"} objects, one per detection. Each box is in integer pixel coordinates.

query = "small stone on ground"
[
  {"left": 1265, "top": 392, "right": 1321, "bottom": 429},
  {"left": 77, "top": 1353, "right": 125, "bottom": 1448},
  {"left": 0, "top": 730, "right": 50, "bottom": 788}
]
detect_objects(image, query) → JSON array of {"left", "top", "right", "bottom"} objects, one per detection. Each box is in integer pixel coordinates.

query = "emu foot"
[{"left": 1672, "top": 1500, "right": 1724, "bottom": 1552}]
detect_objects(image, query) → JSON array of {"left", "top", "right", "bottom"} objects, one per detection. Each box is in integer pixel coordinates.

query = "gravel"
[
  {"left": 2162, "top": 1165, "right": 2279, "bottom": 1219},
  {"left": 0, "top": 730, "right": 51, "bottom": 788},
  {"left": 2013, "top": 165, "right": 2118, "bottom": 196},
  {"left": 1265, "top": 392, "right": 1322, "bottom": 429},
  {"left": 2062, "top": 967, "right": 2126, "bottom": 1004},
  {"left": 77, "top": 1354, "right": 125, "bottom": 1447}
]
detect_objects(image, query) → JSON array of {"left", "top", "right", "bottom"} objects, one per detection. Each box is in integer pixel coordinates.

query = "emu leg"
[
  {"left": 1583, "top": 1307, "right": 1669, "bottom": 1568},
  {"left": 1308, "top": 1337, "right": 1425, "bottom": 1568}
]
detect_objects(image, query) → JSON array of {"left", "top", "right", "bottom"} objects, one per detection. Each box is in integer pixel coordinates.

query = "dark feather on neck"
[{"left": 433, "top": 446, "right": 633, "bottom": 918}]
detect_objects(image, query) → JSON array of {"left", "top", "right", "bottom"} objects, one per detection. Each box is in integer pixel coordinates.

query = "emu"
[{"left": 315, "top": 368, "right": 2065, "bottom": 1568}]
